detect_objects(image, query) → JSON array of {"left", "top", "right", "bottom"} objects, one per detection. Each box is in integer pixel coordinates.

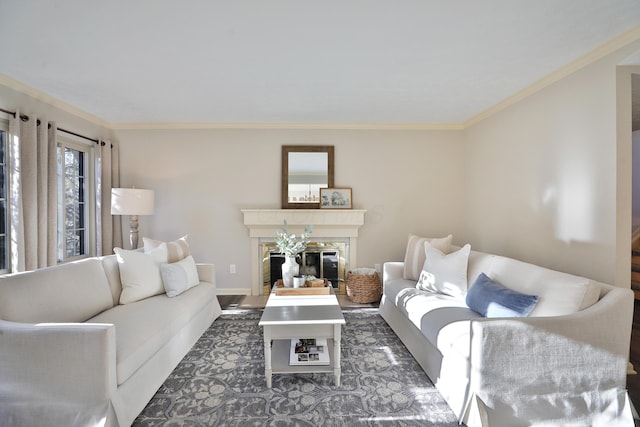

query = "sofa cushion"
[
  {"left": 144, "top": 235, "right": 190, "bottom": 263},
  {"left": 417, "top": 242, "right": 471, "bottom": 297},
  {"left": 419, "top": 302, "right": 480, "bottom": 350},
  {"left": 100, "top": 255, "right": 124, "bottom": 306},
  {"left": 384, "top": 277, "right": 423, "bottom": 307},
  {"left": 489, "top": 256, "right": 601, "bottom": 317},
  {"left": 388, "top": 280, "right": 480, "bottom": 356},
  {"left": 403, "top": 234, "right": 452, "bottom": 281},
  {"left": 466, "top": 273, "right": 539, "bottom": 317},
  {"left": 116, "top": 245, "right": 168, "bottom": 304},
  {"left": 160, "top": 255, "right": 200, "bottom": 297},
  {"left": 466, "top": 250, "right": 498, "bottom": 289},
  {"left": 0, "top": 258, "right": 113, "bottom": 323},
  {"left": 88, "top": 282, "right": 216, "bottom": 385}
]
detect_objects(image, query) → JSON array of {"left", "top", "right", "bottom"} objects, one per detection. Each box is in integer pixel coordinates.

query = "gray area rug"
[{"left": 133, "top": 308, "right": 460, "bottom": 426}]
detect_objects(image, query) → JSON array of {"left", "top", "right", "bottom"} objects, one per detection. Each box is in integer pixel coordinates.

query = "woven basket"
[{"left": 346, "top": 271, "right": 381, "bottom": 304}]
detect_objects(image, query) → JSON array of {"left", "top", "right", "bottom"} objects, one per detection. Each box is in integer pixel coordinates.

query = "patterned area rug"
[{"left": 133, "top": 308, "right": 460, "bottom": 426}]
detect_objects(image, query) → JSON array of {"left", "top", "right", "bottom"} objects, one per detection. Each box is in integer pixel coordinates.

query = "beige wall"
[
  {"left": 112, "top": 128, "right": 465, "bottom": 293},
  {"left": 464, "top": 39, "right": 640, "bottom": 285}
]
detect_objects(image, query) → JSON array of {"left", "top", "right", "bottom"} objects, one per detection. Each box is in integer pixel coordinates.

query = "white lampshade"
[{"left": 111, "top": 188, "right": 155, "bottom": 215}]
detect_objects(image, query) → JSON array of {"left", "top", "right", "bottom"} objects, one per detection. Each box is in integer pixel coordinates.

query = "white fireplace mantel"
[{"left": 242, "top": 209, "right": 366, "bottom": 295}]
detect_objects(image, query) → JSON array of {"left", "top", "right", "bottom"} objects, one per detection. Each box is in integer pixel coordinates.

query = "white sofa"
[
  {"left": 0, "top": 252, "right": 222, "bottom": 427},
  {"left": 380, "top": 235, "right": 635, "bottom": 427}
]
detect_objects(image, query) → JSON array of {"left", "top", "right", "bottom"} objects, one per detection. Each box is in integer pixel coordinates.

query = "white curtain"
[
  {"left": 8, "top": 112, "right": 57, "bottom": 272},
  {"left": 7, "top": 111, "right": 120, "bottom": 270},
  {"left": 96, "top": 139, "right": 122, "bottom": 255}
]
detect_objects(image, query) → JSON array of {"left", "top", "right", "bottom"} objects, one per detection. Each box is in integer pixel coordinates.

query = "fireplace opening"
[{"left": 262, "top": 241, "right": 347, "bottom": 294}]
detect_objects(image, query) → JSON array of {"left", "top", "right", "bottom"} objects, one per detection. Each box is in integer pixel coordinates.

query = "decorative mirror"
[{"left": 282, "top": 145, "right": 334, "bottom": 209}]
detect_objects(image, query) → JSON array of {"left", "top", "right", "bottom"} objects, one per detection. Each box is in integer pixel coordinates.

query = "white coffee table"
[{"left": 258, "top": 290, "right": 345, "bottom": 387}]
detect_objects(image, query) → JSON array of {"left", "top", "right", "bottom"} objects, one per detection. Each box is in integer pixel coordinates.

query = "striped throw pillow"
[
  {"left": 402, "top": 234, "right": 453, "bottom": 281},
  {"left": 143, "top": 235, "right": 191, "bottom": 263}
]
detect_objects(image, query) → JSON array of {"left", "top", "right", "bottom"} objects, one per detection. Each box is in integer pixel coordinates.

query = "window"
[
  {"left": 0, "top": 122, "right": 7, "bottom": 273},
  {"left": 57, "top": 137, "right": 95, "bottom": 262}
]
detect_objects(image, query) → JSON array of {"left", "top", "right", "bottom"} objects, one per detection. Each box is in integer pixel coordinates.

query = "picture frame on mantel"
[{"left": 320, "top": 188, "right": 352, "bottom": 209}]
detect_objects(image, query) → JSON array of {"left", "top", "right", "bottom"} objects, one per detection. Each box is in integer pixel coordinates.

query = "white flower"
[{"left": 275, "top": 221, "right": 313, "bottom": 257}]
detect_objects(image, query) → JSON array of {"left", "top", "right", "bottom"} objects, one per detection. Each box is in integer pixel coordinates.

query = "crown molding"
[
  {"left": 109, "top": 121, "right": 464, "bottom": 131},
  {"left": 463, "top": 24, "right": 640, "bottom": 129},
  {"left": 0, "top": 73, "right": 111, "bottom": 128}
]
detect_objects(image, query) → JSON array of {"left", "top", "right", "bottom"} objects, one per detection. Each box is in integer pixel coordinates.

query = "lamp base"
[{"left": 129, "top": 215, "right": 139, "bottom": 249}]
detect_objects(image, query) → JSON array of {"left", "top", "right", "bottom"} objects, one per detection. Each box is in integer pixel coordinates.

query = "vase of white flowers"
[
  {"left": 281, "top": 256, "right": 299, "bottom": 289},
  {"left": 275, "top": 222, "right": 313, "bottom": 288}
]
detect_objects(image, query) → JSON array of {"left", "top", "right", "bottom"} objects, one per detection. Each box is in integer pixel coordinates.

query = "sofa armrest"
[
  {"left": 0, "top": 320, "right": 118, "bottom": 426},
  {"left": 466, "top": 286, "right": 633, "bottom": 423},
  {"left": 383, "top": 262, "right": 404, "bottom": 285},
  {"left": 0, "top": 319, "right": 118, "bottom": 402},
  {"left": 196, "top": 263, "right": 216, "bottom": 286}
]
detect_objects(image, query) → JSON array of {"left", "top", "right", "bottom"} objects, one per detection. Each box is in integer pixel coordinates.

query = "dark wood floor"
[{"left": 217, "top": 295, "right": 247, "bottom": 310}]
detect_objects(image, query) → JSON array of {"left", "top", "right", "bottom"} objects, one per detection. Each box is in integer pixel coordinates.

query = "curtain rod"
[{"left": 0, "top": 107, "right": 100, "bottom": 144}]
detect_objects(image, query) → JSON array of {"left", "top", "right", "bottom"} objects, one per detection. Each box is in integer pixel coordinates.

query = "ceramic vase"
[{"left": 281, "top": 256, "right": 299, "bottom": 288}]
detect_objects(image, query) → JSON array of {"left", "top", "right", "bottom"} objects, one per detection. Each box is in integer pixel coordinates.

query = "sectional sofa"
[
  {"left": 0, "top": 239, "right": 221, "bottom": 427},
  {"left": 380, "top": 234, "right": 635, "bottom": 427}
]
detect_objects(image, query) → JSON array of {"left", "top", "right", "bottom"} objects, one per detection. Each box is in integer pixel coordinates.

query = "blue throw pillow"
[{"left": 466, "top": 273, "right": 538, "bottom": 317}]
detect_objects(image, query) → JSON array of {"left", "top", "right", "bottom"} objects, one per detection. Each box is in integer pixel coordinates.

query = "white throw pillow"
[
  {"left": 115, "top": 243, "right": 168, "bottom": 304},
  {"left": 416, "top": 242, "right": 471, "bottom": 297},
  {"left": 160, "top": 255, "right": 200, "bottom": 297},
  {"left": 403, "top": 234, "right": 453, "bottom": 281},
  {"left": 488, "top": 256, "right": 601, "bottom": 317},
  {"left": 143, "top": 235, "right": 190, "bottom": 263}
]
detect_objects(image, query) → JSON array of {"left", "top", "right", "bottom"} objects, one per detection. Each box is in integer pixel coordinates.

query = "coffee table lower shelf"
[
  {"left": 265, "top": 339, "right": 340, "bottom": 387},
  {"left": 269, "top": 339, "right": 335, "bottom": 375}
]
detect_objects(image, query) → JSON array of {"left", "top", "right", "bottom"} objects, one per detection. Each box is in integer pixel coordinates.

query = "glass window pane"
[
  {"left": 65, "top": 230, "right": 75, "bottom": 258},
  {"left": 0, "top": 165, "right": 5, "bottom": 199},
  {"left": 78, "top": 153, "right": 84, "bottom": 176},
  {"left": 77, "top": 203, "right": 84, "bottom": 228},
  {"left": 0, "top": 236, "right": 5, "bottom": 270},
  {"left": 64, "top": 189, "right": 74, "bottom": 207},
  {"left": 78, "top": 177, "right": 85, "bottom": 203},
  {"left": 58, "top": 141, "right": 90, "bottom": 260},
  {"left": 0, "top": 131, "right": 5, "bottom": 164},
  {"left": 65, "top": 205, "right": 74, "bottom": 228},
  {"left": 0, "top": 201, "right": 5, "bottom": 235},
  {"left": 77, "top": 230, "right": 85, "bottom": 255}
]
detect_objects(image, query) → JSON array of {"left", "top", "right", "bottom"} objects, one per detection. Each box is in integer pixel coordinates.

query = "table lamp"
[{"left": 111, "top": 188, "right": 155, "bottom": 249}]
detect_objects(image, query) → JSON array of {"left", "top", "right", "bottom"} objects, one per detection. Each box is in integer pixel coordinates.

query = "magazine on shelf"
[{"left": 289, "top": 338, "right": 330, "bottom": 365}]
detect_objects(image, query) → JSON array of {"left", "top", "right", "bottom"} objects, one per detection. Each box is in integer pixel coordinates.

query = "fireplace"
[
  {"left": 242, "top": 209, "right": 366, "bottom": 295},
  {"left": 262, "top": 241, "right": 347, "bottom": 294}
]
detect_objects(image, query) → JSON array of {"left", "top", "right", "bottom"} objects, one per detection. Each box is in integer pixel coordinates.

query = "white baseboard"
[{"left": 216, "top": 287, "right": 252, "bottom": 296}]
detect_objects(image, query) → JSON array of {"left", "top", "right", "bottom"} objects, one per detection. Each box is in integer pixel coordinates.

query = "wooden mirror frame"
[{"left": 281, "top": 145, "right": 335, "bottom": 209}]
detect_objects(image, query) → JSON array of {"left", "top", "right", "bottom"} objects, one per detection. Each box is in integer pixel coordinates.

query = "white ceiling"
[{"left": 1, "top": 1, "right": 640, "bottom": 127}]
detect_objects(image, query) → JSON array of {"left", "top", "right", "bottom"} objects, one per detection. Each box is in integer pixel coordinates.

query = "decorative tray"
[{"left": 274, "top": 279, "right": 331, "bottom": 296}]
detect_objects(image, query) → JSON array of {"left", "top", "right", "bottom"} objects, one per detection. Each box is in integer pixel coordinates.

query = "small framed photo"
[{"left": 320, "top": 188, "right": 352, "bottom": 209}]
